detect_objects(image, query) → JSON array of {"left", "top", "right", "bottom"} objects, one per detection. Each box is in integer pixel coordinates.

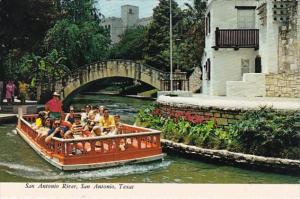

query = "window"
[
  {"left": 237, "top": 9, "right": 255, "bottom": 29},
  {"left": 205, "top": 12, "right": 211, "bottom": 36},
  {"left": 207, "top": 59, "right": 211, "bottom": 80},
  {"left": 205, "top": 59, "right": 211, "bottom": 80},
  {"left": 208, "top": 13, "right": 211, "bottom": 33}
]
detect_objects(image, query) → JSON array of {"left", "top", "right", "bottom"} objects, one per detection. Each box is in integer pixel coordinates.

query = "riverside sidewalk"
[
  {"left": 0, "top": 114, "right": 17, "bottom": 124},
  {"left": 157, "top": 94, "right": 300, "bottom": 111}
]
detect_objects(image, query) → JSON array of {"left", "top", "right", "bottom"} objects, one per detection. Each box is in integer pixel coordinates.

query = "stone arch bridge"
[{"left": 46, "top": 60, "right": 196, "bottom": 103}]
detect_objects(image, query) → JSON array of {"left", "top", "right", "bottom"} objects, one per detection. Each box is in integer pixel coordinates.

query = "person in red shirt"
[{"left": 45, "top": 92, "right": 62, "bottom": 120}]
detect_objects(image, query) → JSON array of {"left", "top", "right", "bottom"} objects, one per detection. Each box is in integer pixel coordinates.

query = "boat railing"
[{"left": 18, "top": 114, "right": 162, "bottom": 166}]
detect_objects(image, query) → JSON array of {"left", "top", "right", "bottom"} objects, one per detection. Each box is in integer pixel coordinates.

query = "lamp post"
[
  {"left": 176, "top": 38, "right": 181, "bottom": 70},
  {"left": 169, "top": 0, "right": 173, "bottom": 92}
]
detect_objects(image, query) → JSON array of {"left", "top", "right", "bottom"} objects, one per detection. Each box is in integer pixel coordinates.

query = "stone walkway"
[
  {"left": 0, "top": 114, "right": 17, "bottom": 124},
  {"left": 157, "top": 94, "right": 300, "bottom": 111}
]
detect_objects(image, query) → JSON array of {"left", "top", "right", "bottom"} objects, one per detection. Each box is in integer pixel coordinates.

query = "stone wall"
[
  {"left": 266, "top": 3, "right": 300, "bottom": 98},
  {"left": 161, "top": 139, "right": 300, "bottom": 174},
  {"left": 188, "top": 67, "right": 201, "bottom": 93},
  {"left": 266, "top": 71, "right": 300, "bottom": 97},
  {"left": 158, "top": 103, "right": 243, "bottom": 128},
  {"left": 60, "top": 60, "right": 164, "bottom": 101},
  {"left": 278, "top": 3, "right": 300, "bottom": 73}
]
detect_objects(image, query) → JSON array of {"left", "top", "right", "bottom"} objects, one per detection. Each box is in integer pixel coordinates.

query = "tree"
[
  {"left": 109, "top": 26, "right": 147, "bottom": 60},
  {"left": 0, "top": 0, "right": 59, "bottom": 80},
  {"left": 43, "top": 19, "right": 110, "bottom": 69},
  {"left": 179, "top": 0, "right": 206, "bottom": 69},
  {"left": 143, "top": 0, "right": 183, "bottom": 71},
  {"left": 57, "top": 0, "right": 103, "bottom": 23}
]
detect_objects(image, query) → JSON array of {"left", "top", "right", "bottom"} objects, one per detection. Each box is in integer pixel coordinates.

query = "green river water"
[{"left": 0, "top": 93, "right": 299, "bottom": 183}]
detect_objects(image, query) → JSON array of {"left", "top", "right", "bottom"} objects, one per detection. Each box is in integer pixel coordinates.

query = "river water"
[{"left": 0, "top": 93, "right": 299, "bottom": 183}]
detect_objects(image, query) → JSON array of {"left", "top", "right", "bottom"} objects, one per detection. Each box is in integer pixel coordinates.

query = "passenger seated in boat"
[
  {"left": 65, "top": 114, "right": 84, "bottom": 138},
  {"left": 99, "top": 105, "right": 105, "bottom": 117},
  {"left": 91, "top": 108, "right": 115, "bottom": 136},
  {"left": 64, "top": 129, "right": 85, "bottom": 155},
  {"left": 83, "top": 120, "right": 96, "bottom": 134},
  {"left": 93, "top": 106, "right": 101, "bottom": 121},
  {"left": 99, "top": 108, "right": 116, "bottom": 135},
  {"left": 32, "top": 111, "right": 46, "bottom": 130},
  {"left": 45, "top": 120, "right": 68, "bottom": 143},
  {"left": 112, "top": 114, "right": 122, "bottom": 135},
  {"left": 64, "top": 106, "right": 75, "bottom": 125},
  {"left": 35, "top": 117, "right": 52, "bottom": 141},
  {"left": 87, "top": 110, "right": 97, "bottom": 121},
  {"left": 81, "top": 105, "right": 92, "bottom": 124}
]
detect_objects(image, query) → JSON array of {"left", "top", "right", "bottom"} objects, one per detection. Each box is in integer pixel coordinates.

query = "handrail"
[
  {"left": 53, "top": 131, "right": 161, "bottom": 143},
  {"left": 20, "top": 115, "right": 161, "bottom": 143}
]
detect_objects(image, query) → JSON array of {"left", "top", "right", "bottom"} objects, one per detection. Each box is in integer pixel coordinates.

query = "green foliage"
[
  {"left": 137, "top": 105, "right": 300, "bottom": 160},
  {"left": 1, "top": 0, "right": 108, "bottom": 81},
  {"left": 137, "top": 105, "right": 230, "bottom": 148},
  {"left": 141, "top": 0, "right": 206, "bottom": 71},
  {"left": 137, "top": 104, "right": 164, "bottom": 129},
  {"left": 0, "top": 0, "right": 59, "bottom": 80},
  {"left": 44, "top": 19, "right": 110, "bottom": 69},
  {"left": 228, "top": 107, "right": 299, "bottom": 158},
  {"left": 109, "top": 26, "right": 147, "bottom": 60},
  {"left": 143, "top": 0, "right": 183, "bottom": 71},
  {"left": 179, "top": 0, "right": 206, "bottom": 69},
  {"left": 58, "top": 0, "right": 103, "bottom": 23},
  {"left": 3, "top": 48, "right": 70, "bottom": 99}
]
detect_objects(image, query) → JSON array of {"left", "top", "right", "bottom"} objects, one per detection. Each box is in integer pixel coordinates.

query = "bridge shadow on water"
[{"left": 62, "top": 76, "right": 157, "bottom": 110}]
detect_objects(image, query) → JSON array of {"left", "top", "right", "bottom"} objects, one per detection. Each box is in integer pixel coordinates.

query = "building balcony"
[{"left": 213, "top": 28, "right": 259, "bottom": 50}]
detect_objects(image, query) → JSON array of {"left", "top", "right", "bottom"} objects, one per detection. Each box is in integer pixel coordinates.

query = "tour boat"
[{"left": 16, "top": 114, "right": 165, "bottom": 171}]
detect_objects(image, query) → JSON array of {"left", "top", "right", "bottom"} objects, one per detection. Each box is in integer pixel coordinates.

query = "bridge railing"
[{"left": 60, "top": 59, "right": 170, "bottom": 86}]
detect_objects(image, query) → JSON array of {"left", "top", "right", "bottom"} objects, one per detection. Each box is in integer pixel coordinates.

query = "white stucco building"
[
  {"left": 201, "top": 0, "right": 300, "bottom": 97},
  {"left": 101, "top": 5, "right": 152, "bottom": 44}
]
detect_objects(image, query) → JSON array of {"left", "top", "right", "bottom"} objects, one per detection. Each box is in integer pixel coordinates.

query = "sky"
[{"left": 97, "top": 0, "right": 193, "bottom": 18}]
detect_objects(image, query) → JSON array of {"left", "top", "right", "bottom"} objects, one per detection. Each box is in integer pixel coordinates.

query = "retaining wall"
[
  {"left": 161, "top": 139, "right": 300, "bottom": 175},
  {"left": 158, "top": 103, "right": 243, "bottom": 127},
  {"left": 266, "top": 71, "right": 300, "bottom": 97}
]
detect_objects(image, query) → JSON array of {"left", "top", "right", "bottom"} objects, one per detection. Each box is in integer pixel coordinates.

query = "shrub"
[
  {"left": 228, "top": 106, "right": 299, "bottom": 158},
  {"left": 137, "top": 105, "right": 300, "bottom": 159}
]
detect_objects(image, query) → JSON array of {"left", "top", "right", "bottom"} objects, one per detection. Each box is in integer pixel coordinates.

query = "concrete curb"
[
  {"left": 161, "top": 139, "right": 300, "bottom": 175},
  {"left": 0, "top": 114, "right": 17, "bottom": 124},
  {"left": 157, "top": 96, "right": 300, "bottom": 111}
]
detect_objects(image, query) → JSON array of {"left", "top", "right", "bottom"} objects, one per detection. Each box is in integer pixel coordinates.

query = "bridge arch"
[{"left": 57, "top": 60, "right": 167, "bottom": 102}]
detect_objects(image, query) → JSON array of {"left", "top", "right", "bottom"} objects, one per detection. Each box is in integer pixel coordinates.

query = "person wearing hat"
[{"left": 45, "top": 91, "right": 62, "bottom": 120}]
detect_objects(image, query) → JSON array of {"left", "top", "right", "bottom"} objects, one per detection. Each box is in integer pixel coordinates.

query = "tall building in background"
[{"left": 101, "top": 5, "right": 152, "bottom": 44}]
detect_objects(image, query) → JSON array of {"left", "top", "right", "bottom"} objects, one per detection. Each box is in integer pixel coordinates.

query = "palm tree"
[
  {"left": 44, "top": 49, "right": 70, "bottom": 91},
  {"left": 181, "top": 0, "right": 206, "bottom": 65}
]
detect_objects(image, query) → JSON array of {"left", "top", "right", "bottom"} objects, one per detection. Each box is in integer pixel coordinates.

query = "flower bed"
[{"left": 137, "top": 105, "right": 300, "bottom": 160}]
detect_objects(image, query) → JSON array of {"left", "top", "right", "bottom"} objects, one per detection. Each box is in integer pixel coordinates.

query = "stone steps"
[{"left": 226, "top": 73, "right": 266, "bottom": 97}]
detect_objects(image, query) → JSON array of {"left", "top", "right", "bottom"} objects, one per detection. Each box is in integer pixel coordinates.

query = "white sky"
[{"left": 98, "top": 0, "right": 193, "bottom": 18}]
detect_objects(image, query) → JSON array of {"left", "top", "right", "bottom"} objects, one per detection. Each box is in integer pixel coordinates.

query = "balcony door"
[{"left": 237, "top": 9, "right": 255, "bottom": 29}]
